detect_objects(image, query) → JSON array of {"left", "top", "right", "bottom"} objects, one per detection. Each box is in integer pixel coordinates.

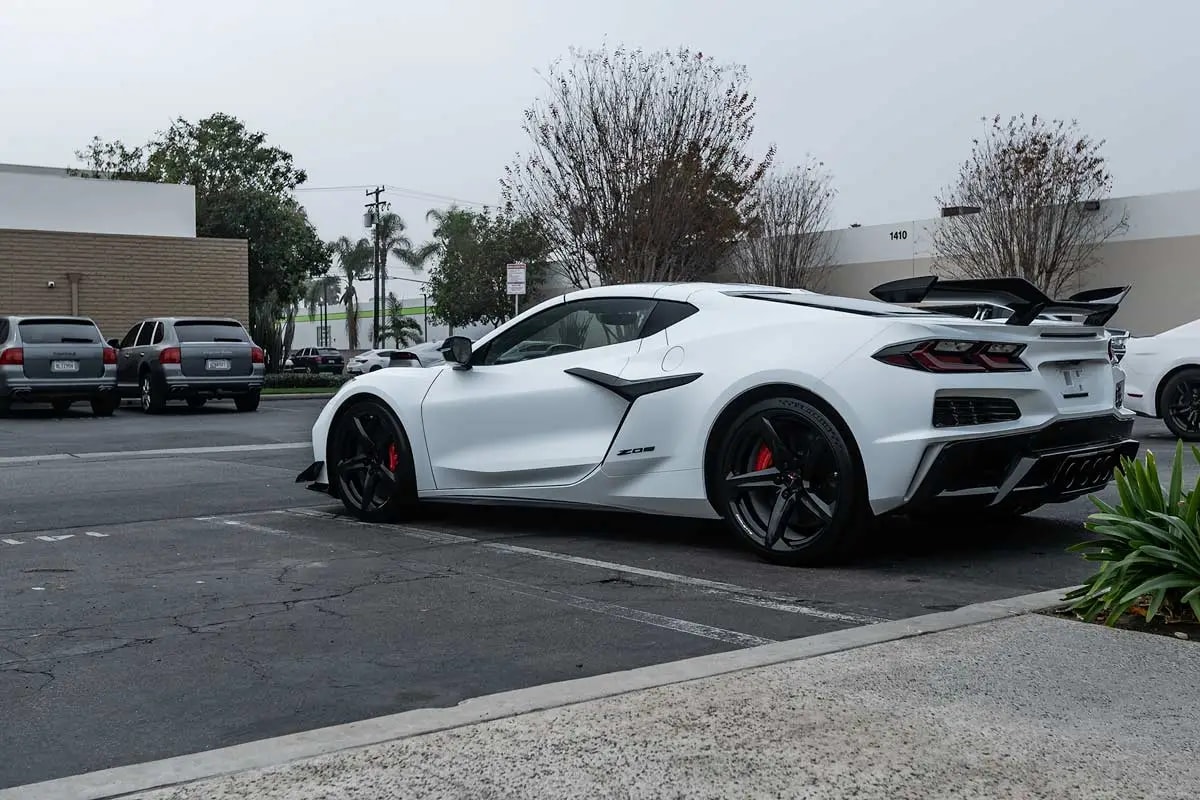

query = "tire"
[
  {"left": 0, "top": 397, "right": 10, "bottom": 417},
  {"left": 51, "top": 399, "right": 72, "bottom": 414},
  {"left": 90, "top": 394, "right": 118, "bottom": 417},
  {"left": 140, "top": 372, "right": 166, "bottom": 414},
  {"left": 1161, "top": 367, "right": 1200, "bottom": 442},
  {"left": 710, "top": 396, "right": 870, "bottom": 566},
  {"left": 327, "top": 397, "right": 417, "bottom": 522},
  {"left": 234, "top": 391, "right": 261, "bottom": 413},
  {"left": 186, "top": 397, "right": 207, "bottom": 409},
  {"left": 309, "top": 365, "right": 319, "bottom": 375},
  {"left": 369, "top": 365, "right": 381, "bottom": 372}
]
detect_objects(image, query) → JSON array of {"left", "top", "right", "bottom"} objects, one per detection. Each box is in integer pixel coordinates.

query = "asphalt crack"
[{"left": 1, "top": 666, "right": 56, "bottom": 691}]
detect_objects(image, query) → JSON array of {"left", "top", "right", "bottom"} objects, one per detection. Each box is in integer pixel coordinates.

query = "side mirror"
[
  {"left": 107, "top": 338, "right": 121, "bottom": 349},
  {"left": 439, "top": 335, "right": 474, "bottom": 370}
]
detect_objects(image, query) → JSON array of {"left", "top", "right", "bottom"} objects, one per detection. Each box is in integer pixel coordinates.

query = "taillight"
[
  {"left": 873, "top": 340, "right": 1029, "bottom": 373},
  {"left": 102, "top": 346, "right": 117, "bottom": 365},
  {"left": 251, "top": 346, "right": 264, "bottom": 364},
  {"left": 0, "top": 347, "right": 23, "bottom": 366},
  {"left": 160, "top": 347, "right": 181, "bottom": 364}
]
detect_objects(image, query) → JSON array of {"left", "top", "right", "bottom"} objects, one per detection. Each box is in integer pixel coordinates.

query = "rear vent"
[{"left": 933, "top": 396, "right": 1021, "bottom": 427}]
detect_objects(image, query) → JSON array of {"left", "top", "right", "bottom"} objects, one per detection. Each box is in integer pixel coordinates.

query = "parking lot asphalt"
[{"left": 0, "top": 399, "right": 1190, "bottom": 789}]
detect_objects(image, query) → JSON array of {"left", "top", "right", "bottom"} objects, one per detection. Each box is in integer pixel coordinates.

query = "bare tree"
[
  {"left": 502, "top": 44, "right": 774, "bottom": 288},
  {"left": 932, "top": 114, "right": 1129, "bottom": 297},
  {"left": 730, "top": 160, "right": 838, "bottom": 290}
]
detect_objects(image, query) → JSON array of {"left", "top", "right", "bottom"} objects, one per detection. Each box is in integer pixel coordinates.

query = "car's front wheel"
[
  {"left": 140, "top": 374, "right": 166, "bottom": 414},
  {"left": 712, "top": 396, "right": 869, "bottom": 566},
  {"left": 1162, "top": 367, "right": 1200, "bottom": 442},
  {"left": 327, "top": 397, "right": 417, "bottom": 522}
]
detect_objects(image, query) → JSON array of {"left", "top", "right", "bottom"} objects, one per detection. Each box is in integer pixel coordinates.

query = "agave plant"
[{"left": 1065, "top": 440, "right": 1200, "bottom": 626}]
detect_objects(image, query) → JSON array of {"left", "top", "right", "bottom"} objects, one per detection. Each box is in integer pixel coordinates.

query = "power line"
[{"left": 296, "top": 182, "right": 492, "bottom": 208}]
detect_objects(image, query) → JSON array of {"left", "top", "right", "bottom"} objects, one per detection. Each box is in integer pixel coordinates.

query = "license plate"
[
  {"left": 206, "top": 358, "right": 231, "bottom": 371},
  {"left": 51, "top": 360, "right": 78, "bottom": 373},
  {"left": 1061, "top": 366, "right": 1087, "bottom": 397}
]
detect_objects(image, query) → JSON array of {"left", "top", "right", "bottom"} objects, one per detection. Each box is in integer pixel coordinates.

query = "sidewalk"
[{"left": 10, "top": 591, "right": 1198, "bottom": 800}]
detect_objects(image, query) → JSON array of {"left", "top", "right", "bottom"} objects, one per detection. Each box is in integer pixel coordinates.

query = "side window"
[
  {"left": 135, "top": 321, "right": 154, "bottom": 347},
  {"left": 479, "top": 297, "right": 656, "bottom": 366},
  {"left": 152, "top": 322, "right": 165, "bottom": 344},
  {"left": 639, "top": 300, "right": 698, "bottom": 338},
  {"left": 120, "top": 323, "right": 143, "bottom": 349}
]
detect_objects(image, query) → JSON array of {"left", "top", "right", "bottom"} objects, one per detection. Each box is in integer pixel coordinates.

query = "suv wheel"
[
  {"left": 51, "top": 399, "right": 72, "bottom": 414},
  {"left": 140, "top": 374, "right": 166, "bottom": 414},
  {"left": 235, "top": 390, "right": 261, "bottom": 413},
  {"left": 90, "top": 394, "right": 118, "bottom": 417}
]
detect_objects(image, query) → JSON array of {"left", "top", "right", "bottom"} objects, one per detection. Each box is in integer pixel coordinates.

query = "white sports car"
[
  {"left": 297, "top": 277, "right": 1139, "bottom": 566},
  {"left": 1120, "top": 317, "right": 1200, "bottom": 441}
]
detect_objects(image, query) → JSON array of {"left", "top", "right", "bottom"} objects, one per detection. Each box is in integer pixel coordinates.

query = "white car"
[
  {"left": 344, "top": 348, "right": 424, "bottom": 375},
  {"left": 297, "top": 278, "right": 1138, "bottom": 566},
  {"left": 1119, "top": 318, "right": 1200, "bottom": 441}
]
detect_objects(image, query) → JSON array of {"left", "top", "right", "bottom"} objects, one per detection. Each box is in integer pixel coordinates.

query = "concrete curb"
[{"left": 1, "top": 585, "right": 1079, "bottom": 800}]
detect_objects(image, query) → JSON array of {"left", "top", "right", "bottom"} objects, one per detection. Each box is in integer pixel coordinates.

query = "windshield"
[
  {"left": 173, "top": 321, "right": 250, "bottom": 343},
  {"left": 18, "top": 319, "right": 101, "bottom": 344}
]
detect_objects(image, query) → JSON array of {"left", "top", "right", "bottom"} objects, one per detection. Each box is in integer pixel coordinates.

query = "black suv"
[{"left": 290, "top": 347, "right": 345, "bottom": 374}]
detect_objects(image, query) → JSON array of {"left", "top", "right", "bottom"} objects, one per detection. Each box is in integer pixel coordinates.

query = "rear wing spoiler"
[{"left": 869, "top": 276, "right": 1131, "bottom": 327}]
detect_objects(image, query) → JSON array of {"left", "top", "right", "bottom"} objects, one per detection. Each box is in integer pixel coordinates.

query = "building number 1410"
[{"left": 889, "top": 230, "right": 908, "bottom": 241}]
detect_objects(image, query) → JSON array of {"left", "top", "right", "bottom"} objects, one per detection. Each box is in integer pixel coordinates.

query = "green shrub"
[
  {"left": 1065, "top": 440, "right": 1200, "bottom": 625},
  {"left": 262, "top": 372, "right": 352, "bottom": 390}
]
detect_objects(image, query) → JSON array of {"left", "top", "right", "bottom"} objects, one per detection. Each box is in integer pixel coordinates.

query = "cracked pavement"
[{"left": 0, "top": 401, "right": 1182, "bottom": 790}]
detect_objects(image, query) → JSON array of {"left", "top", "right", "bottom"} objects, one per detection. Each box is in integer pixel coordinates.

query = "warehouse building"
[{"left": 0, "top": 163, "right": 247, "bottom": 341}]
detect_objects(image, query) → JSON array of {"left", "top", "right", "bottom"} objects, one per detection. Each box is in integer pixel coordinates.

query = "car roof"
[
  {"left": 559, "top": 282, "right": 814, "bottom": 303},
  {"left": 153, "top": 316, "right": 246, "bottom": 324},
  {"left": 5, "top": 314, "right": 98, "bottom": 323}
]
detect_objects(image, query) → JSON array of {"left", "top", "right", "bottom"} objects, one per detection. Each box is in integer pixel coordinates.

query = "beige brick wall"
[{"left": 0, "top": 228, "right": 247, "bottom": 340}]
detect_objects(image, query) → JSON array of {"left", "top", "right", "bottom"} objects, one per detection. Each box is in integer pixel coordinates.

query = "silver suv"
[
  {"left": 109, "top": 317, "right": 265, "bottom": 413},
  {"left": 0, "top": 315, "right": 119, "bottom": 417}
]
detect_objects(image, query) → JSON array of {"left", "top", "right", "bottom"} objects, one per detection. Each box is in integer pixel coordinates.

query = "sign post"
[{"left": 506, "top": 262, "right": 527, "bottom": 317}]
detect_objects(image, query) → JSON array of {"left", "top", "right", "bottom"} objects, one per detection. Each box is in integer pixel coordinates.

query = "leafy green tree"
[
  {"left": 384, "top": 293, "right": 423, "bottom": 347},
  {"left": 369, "top": 212, "right": 436, "bottom": 346},
  {"left": 422, "top": 207, "right": 551, "bottom": 329},
  {"left": 70, "top": 113, "right": 330, "bottom": 366},
  {"left": 304, "top": 273, "right": 342, "bottom": 348}
]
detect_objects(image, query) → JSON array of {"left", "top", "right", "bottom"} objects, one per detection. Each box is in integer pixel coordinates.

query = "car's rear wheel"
[
  {"left": 90, "top": 394, "right": 118, "bottom": 417},
  {"left": 327, "top": 398, "right": 417, "bottom": 522},
  {"left": 140, "top": 373, "right": 166, "bottom": 414},
  {"left": 51, "top": 399, "right": 72, "bottom": 414},
  {"left": 712, "top": 397, "right": 869, "bottom": 566},
  {"left": 234, "top": 391, "right": 261, "bottom": 413},
  {"left": 1162, "top": 367, "right": 1200, "bottom": 442},
  {"left": 187, "top": 397, "right": 207, "bottom": 409}
]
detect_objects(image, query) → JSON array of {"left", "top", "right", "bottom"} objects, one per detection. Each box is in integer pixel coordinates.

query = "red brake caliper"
[
  {"left": 754, "top": 444, "right": 773, "bottom": 472},
  {"left": 387, "top": 443, "right": 399, "bottom": 472}
]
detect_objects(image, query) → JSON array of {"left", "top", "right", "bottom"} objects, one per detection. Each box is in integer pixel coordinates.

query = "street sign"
[{"left": 506, "top": 262, "right": 527, "bottom": 296}]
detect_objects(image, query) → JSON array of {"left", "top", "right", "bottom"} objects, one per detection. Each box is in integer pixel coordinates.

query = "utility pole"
[{"left": 364, "top": 187, "right": 388, "bottom": 349}]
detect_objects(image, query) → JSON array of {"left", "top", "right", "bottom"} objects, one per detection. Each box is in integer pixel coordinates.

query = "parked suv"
[
  {"left": 109, "top": 317, "right": 265, "bottom": 413},
  {"left": 290, "top": 347, "right": 345, "bottom": 374},
  {"left": 0, "top": 315, "right": 119, "bottom": 416}
]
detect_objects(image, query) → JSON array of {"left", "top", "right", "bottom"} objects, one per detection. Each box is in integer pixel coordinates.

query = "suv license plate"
[
  {"left": 51, "top": 360, "right": 79, "bottom": 373},
  {"left": 206, "top": 359, "right": 231, "bottom": 371}
]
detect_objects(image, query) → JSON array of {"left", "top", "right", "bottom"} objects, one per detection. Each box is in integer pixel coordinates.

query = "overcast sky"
[{"left": 4, "top": 0, "right": 1198, "bottom": 293}]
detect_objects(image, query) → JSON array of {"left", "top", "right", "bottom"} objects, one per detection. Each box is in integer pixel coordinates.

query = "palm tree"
[
  {"left": 331, "top": 236, "right": 372, "bottom": 350},
  {"left": 304, "top": 273, "right": 342, "bottom": 348},
  {"left": 384, "top": 292, "right": 422, "bottom": 348},
  {"left": 372, "top": 213, "right": 439, "bottom": 346}
]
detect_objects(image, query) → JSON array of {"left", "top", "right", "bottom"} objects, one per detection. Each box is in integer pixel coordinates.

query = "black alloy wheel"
[
  {"left": 715, "top": 397, "right": 868, "bottom": 566},
  {"left": 329, "top": 399, "right": 416, "bottom": 522},
  {"left": 1162, "top": 368, "right": 1200, "bottom": 442}
]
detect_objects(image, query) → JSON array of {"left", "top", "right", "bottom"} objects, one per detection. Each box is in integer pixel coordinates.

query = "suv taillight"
[
  {"left": 873, "top": 340, "right": 1029, "bottom": 373},
  {"left": 251, "top": 346, "right": 264, "bottom": 364},
  {"left": 0, "top": 347, "right": 23, "bottom": 366},
  {"left": 160, "top": 347, "right": 181, "bottom": 365},
  {"left": 102, "top": 346, "right": 117, "bottom": 365}
]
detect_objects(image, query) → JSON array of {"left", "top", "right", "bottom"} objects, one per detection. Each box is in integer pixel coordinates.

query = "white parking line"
[
  {"left": 284, "top": 508, "right": 883, "bottom": 625},
  {"left": 0, "top": 442, "right": 309, "bottom": 466},
  {"left": 1, "top": 539, "right": 23, "bottom": 545}
]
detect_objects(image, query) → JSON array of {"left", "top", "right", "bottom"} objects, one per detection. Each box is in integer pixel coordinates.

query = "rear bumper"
[
  {"left": 900, "top": 413, "right": 1139, "bottom": 512},
  {"left": 163, "top": 377, "right": 262, "bottom": 397},
  {"left": 1, "top": 381, "right": 117, "bottom": 402}
]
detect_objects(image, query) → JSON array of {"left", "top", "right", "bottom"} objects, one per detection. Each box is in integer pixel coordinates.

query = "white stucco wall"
[{"left": 0, "top": 164, "right": 196, "bottom": 237}]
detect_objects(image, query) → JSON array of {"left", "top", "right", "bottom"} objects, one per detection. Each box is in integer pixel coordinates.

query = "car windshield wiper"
[
  {"left": 211, "top": 338, "right": 244, "bottom": 343},
  {"left": 60, "top": 337, "right": 96, "bottom": 344}
]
